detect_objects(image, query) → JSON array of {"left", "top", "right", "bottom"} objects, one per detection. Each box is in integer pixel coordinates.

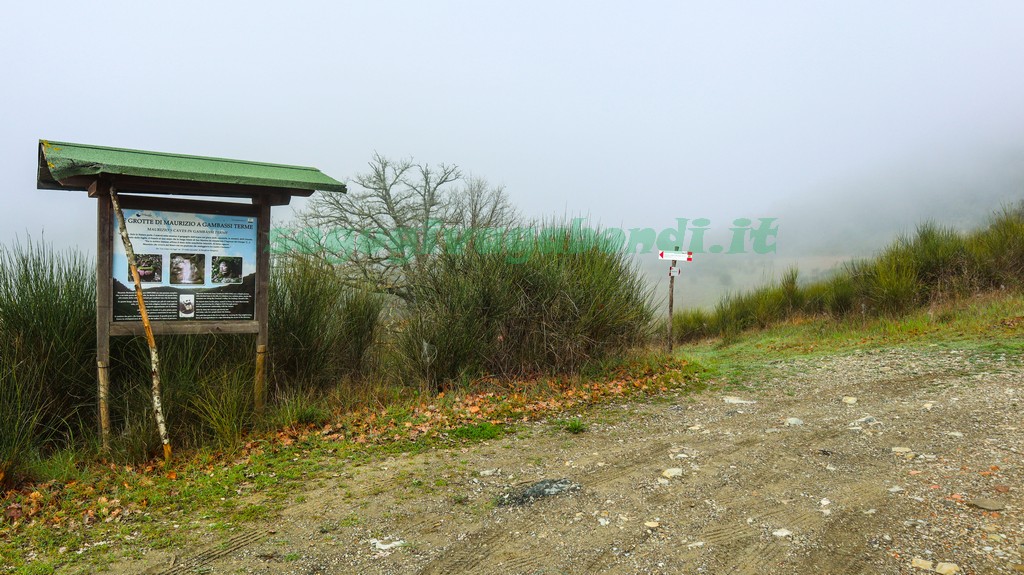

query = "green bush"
[
  {"left": 0, "top": 239, "right": 95, "bottom": 438},
  {"left": 402, "top": 223, "right": 654, "bottom": 388},
  {"left": 675, "top": 203, "right": 1024, "bottom": 342},
  {"left": 968, "top": 203, "right": 1024, "bottom": 290},
  {"left": 268, "top": 388, "right": 332, "bottom": 429},
  {"left": 672, "top": 308, "right": 711, "bottom": 343},
  {"left": 0, "top": 362, "right": 49, "bottom": 486},
  {"left": 188, "top": 367, "right": 254, "bottom": 450},
  {"left": 269, "top": 256, "right": 384, "bottom": 390}
]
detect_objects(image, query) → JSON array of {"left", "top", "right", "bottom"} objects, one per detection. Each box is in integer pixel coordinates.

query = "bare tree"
[
  {"left": 453, "top": 175, "right": 518, "bottom": 230},
  {"left": 287, "top": 153, "right": 517, "bottom": 299}
]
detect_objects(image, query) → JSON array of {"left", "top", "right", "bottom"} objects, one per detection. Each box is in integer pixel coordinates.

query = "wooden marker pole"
[
  {"left": 94, "top": 181, "right": 113, "bottom": 452},
  {"left": 667, "top": 245, "right": 679, "bottom": 353},
  {"left": 109, "top": 187, "right": 172, "bottom": 463}
]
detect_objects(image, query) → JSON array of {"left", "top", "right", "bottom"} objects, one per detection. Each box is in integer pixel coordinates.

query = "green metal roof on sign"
[{"left": 37, "top": 140, "right": 347, "bottom": 198}]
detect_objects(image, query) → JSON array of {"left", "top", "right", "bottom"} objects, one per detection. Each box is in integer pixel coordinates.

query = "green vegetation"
[
  {"left": 674, "top": 203, "right": 1024, "bottom": 342},
  {"left": 0, "top": 219, "right": 652, "bottom": 488},
  {"left": 681, "top": 291, "right": 1024, "bottom": 389},
  {"left": 561, "top": 417, "right": 588, "bottom": 434},
  {"left": 448, "top": 421, "right": 504, "bottom": 442},
  {"left": 2, "top": 194, "right": 1022, "bottom": 574},
  {"left": 403, "top": 224, "right": 653, "bottom": 389}
]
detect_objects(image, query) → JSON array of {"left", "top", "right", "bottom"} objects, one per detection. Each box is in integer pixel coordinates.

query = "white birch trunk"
[{"left": 109, "top": 187, "right": 173, "bottom": 461}]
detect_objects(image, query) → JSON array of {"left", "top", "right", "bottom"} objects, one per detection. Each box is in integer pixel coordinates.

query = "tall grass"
[
  {"left": 674, "top": 203, "right": 1024, "bottom": 343},
  {"left": 402, "top": 223, "right": 654, "bottom": 388},
  {"left": 968, "top": 204, "right": 1024, "bottom": 290},
  {"left": 0, "top": 240, "right": 389, "bottom": 468},
  {"left": 269, "top": 256, "right": 385, "bottom": 390},
  {"left": 0, "top": 239, "right": 96, "bottom": 436},
  {"left": 0, "top": 362, "right": 49, "bottom": 486}
]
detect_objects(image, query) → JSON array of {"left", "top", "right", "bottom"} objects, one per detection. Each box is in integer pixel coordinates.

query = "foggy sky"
[{"left": 3, "top": 1, "right": 1023, "bottom": 306}]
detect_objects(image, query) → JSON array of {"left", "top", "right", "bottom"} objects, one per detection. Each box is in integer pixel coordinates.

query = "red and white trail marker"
[
  {"left": 662, "top": 249, "right": 693, "bottom": 353},
  {"left": 658, "top": 250, "right": 693, "bottom": 261}
]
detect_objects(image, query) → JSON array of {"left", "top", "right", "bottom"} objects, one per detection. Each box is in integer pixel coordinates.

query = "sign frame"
[{"left": 98, "top": 193, "right": 268, "bottom": 337}]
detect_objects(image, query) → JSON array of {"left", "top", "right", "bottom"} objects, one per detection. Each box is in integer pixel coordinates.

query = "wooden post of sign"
[
  {"left": 93, "top": 181, "right": 113, "bottom": 452},
  {"left": 254, "top": 198, "right": 272, "bottom": 413},
  {"left": 667, "top": 245, "right": 680, "bottom": 353},
  {"left": 109, "top": 187, "right": 172, "bottom": 463}
]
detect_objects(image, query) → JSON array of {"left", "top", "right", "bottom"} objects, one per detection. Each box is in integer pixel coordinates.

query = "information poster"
[{"left": 112, "top": 208, "right": 258, "bottom": 322}]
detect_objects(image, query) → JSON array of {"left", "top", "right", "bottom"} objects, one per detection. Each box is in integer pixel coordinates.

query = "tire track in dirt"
[
  {"left": 150, "top": 530, "right": 265, "bottom": 575},
  {"left": 583, "top": 440, "right": 674, "bottom": 487},
  {"left": 416, "top": 526, "right": 507, "bottom": 575}
]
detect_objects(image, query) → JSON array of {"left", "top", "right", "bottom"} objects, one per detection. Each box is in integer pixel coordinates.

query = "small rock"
[
  {"left": 945, "top": 431, "right": 964, "bottom": 438},
  {"left": 891, "top": 447, "right": 912, "bottom": 454},
  {"left": 863, "top": 508, "right": 877, "bottom": 515},
  {"left": 820, "top": 498, "right": 831, "bottom": 507},
  {"left": 598, "top": 517, "right": 610, "bottom": 526},
  {"left": 923, "top": 402, "right": 934, "bottom": 410},
  {"left": 498, "top": 478, "right": 580, "bottom": 506},
  {"left": 370, "top": 539, "right": 404, "bottom": 551},
  {"left": 687, "top": 424, "right": 702, "bottom": 431},
  {"left": 934, "top": 562, "right": 960, "bottom": 575},
  {"left": 662, "top": 468, "right": 684, "bottom": 479},
  {"left": 686, "top": 541, "right": 704, "bottom": 548},
  {"left": 842, "top": 396, "right": 857, "bottom": 405},
  {"left": 644, "top": 521, "right": 660, "bottom": 528},
  {"left": 479, "top": 468, "right": 499, "bottom": 477},
  {"left": 723, "top": 396, "right": 756, "bottom": 404},
  {"left": 784, "top": 418, "right": 803, "bottom": 426},
  {"left": 968, "top": 498, "right": 1006, "bottom": 511},
  {"left": 888, "top": 486, "right": 904, "bottom": 493},
  {"left": 657, "top": 478, "right": 670, "bottom": 485},
  {"left": 853, "top": 416, "right": 880, "bottom": 426},
  {"left": 911, "top": 556, "right": 934, "bottom": 570},
  {"left": 772, "top": 528, "right": 792, "bottom": 537}
]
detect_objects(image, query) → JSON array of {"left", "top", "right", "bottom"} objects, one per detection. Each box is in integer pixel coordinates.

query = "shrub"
[
  {"left": 0, "top": 362, "right": 49, "bottom": 486},
  {"left": 269, "top": 256, "right": 384, "bottom": 390},
  {"left": 968, "top": 203, "right": 1024, "bottom": 290},
  {"left": 401, "top": 223, "right": 654, "bottom": 388},
  {"left": 0, "top": 239, "right": 95, "bottom": 439}
]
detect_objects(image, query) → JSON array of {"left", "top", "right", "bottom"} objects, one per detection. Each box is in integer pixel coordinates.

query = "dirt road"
[{"left": 119, "top": 346, "right": 1022, "bottom": 574}]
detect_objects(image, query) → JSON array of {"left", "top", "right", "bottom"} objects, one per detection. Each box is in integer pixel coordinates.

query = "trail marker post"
[{"left": 659, "top": 248, "right": 693, "bottom": 353}]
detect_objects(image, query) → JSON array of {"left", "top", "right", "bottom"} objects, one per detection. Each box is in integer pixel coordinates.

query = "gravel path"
[{"left": 116, "top": 346, "right": 1023, "bottom": 575}]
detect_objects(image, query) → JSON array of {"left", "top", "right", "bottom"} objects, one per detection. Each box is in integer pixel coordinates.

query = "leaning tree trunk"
[{"left": 109, "top": 187, "right": 172, "bottom": 463}]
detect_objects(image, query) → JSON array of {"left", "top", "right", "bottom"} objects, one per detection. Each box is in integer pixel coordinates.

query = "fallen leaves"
[{"left": 257, "top": 357, "right": 695, "bottom": 450}]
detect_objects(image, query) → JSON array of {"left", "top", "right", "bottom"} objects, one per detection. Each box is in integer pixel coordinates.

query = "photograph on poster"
[
  {"left": 131, "top": 254, "right": 163, "bottom": 283},
  {"left": 170, "top": 253, "right": 205, "bottom": 285},
  {"left": 177, "top": 294, "right": 195, "bottom": 318},
  {"left": 212, "top": 256, "right": 243, "bottom": 284}
]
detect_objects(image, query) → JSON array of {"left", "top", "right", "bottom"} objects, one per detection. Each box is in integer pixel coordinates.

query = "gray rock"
[
  {"left": 968, "top": 498, "right": 1006, "bottom": 511},
  {"left": 723, "top": 396, "right": 756, "bottom": 404},
  {"left": 497, "top": 478, "right": 580, "bottom": 506}
]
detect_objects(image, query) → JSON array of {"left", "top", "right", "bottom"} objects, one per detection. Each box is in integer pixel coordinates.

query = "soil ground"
[{"left": 112, "top": 345, "right": 1022, "bottom": 574}]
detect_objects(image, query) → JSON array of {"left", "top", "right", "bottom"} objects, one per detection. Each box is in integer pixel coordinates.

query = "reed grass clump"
[
  {"left": 674, "top": 202, "right": 1024, "bottom": 343},
  {"left": 269, "top": 256, "right": 385, "bottom": 390},
  {"left": 402, "top": 223, "right": 654, "bottom": 389},
  {"left": 0, "top": 239, "right": 95, "bottom": 437}
]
